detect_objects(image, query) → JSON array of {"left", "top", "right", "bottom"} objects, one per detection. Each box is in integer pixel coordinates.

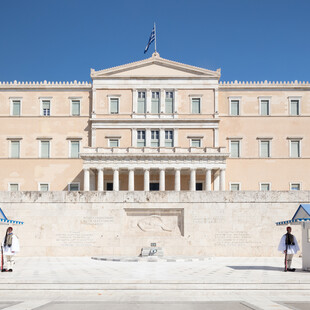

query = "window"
[
  {"left": 165, "top": 92, "right": 174, "bottom": 114},
  {"left": 165, "top": 130, "right": 174, "bottom": 147},
  {"left": 260, "top": 99, "right": 270, "bottom": 116},
  {"left": 10, "top": 141, "right": 20, "bottom": 158},
  {"left": 230, "top": 183, "right": 240, "bottom": 191},
  {"left": 40, "top": 141, "right": 50, "bottom": 158},
  {"left": 230, "top": 99, "right": 240, "bottom": 116},
  {"left": 68, "top": 183, "right": 80, "bottom": 191},
  {"left": 260, "top": 140, "right": 270, "bottom": 158},
  {"left": 151, "top": 130, "right": 159, "bottom": 147},
  {"left": 150, "top": 182, "right": 159, "bottom": 191},
  {"left": 106, "top": 182, "right": 113, "bottom": 191},
  {"left": 11, "top": 99, "right": 21, "bottom": 116},
  {"left": 230, "top": 141, "right": 240, "bottom": 158},
  {"left": 71, "top": 99, "right": 80, "bottom": 116},
  {"left": 137, "top": 130, "right": 146, "bottom": 147},
  {"left": 151, "top": 91, "right": 160, "bottom": 114},
  {"left": 137, "top": 91, "right": 146, "bottom": 114},
  {"left": 109, "top": 139, "right": 119, "bottom": 147},
  {"left": 110, "top": 98, "right": 119, "bottom": 114},
  {"left": 290, "top": 140, "right": 300, "bottom": 158},
  {"left": 290, "top": 99, "right": 300, "bottom": 116},
  {"left": 9, "top": 183, "right": 19, "bottom": 191},
  {"left": 196, "top": 183, "right": 203, "bottom": 191},
  {"left": 191, "top": 98, "right": 201, "bottom": 114},
  {"left": 41, "top": 100, "right": 51, "bottom": 116},
  {"left": 260, "top": 183, "right": 270, "bottom": 191},
  {"left": 39, "top": 183, "right": 49, "bottom": 191},
  {"left": 70, "top": 141, "right": 80, "bottom": 158},
  {"left": 290, "top": 183, "right": 301, "bottom": 191},
  {"left": 191, "top": 139, "right": 201, "bottom": 147}
]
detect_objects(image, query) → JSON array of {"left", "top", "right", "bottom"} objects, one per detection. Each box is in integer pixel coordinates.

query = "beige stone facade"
[{"left": 0, "top": 53, "right": 309, "bottom": 192}]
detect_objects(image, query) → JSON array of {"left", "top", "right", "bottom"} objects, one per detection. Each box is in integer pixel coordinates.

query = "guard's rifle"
[
  {"left": 1, "top": 245, "right": 3, "bottom": 272},
  {"left": 285, "top": 233, "right": 288, "bottom": 272}
]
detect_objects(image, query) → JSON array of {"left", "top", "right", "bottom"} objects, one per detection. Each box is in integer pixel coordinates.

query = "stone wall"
[{"left": 1, "top": 191, "right": 309, "bottom": 257}]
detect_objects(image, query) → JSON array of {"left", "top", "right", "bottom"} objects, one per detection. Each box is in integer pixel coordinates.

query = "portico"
[{"left": 81, "top": 147, "right": 228, "bottom": 191}]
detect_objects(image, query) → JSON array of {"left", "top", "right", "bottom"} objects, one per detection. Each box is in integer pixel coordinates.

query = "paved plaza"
[{"left": 0, "top": 256, "right": 309, "bottom": 309}]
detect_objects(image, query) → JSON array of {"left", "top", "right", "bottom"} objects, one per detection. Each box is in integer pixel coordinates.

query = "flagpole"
[{"left": 154, "top": 22, "right": 157, "bottom": 53}]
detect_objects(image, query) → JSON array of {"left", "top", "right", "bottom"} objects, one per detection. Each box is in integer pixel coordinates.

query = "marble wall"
[{"left": 1, "top": 191, "right": 308, "bottom": 257}]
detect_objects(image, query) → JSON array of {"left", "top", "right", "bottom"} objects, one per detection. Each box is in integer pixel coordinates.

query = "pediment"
[{"left": 91, "top": 53, "right": 220, "bottom": 79}]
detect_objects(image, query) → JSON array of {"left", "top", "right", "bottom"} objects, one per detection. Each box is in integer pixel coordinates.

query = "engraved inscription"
[
  {"left": 82, "top": 216, "right": 114, "bottom": 225},
  {"left": 215, "top": 231, "right": 255, "bottom": 246},
  {"left": 56, "top": 232, "right": 95, "bottom": 247}
]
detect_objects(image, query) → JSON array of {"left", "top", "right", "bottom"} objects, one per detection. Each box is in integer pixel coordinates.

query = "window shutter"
[
  {"left": 40, "top": 184, "right": 49, "bottom": 191},
  {"left": 41, "top": 141, "right": 50, "bottom": 158},
  {"left": 230, "top": 100, "right": 239, "bottom": 115},
  {"left": 165, "top": 98, "right": 173, "bottom": 113},
  {"left": 10, "top": 184, "right": 19, "bottom": 191},
  {"left": 290, "top": 100, "right": 299, "bottom": 115},
  {"left": 71, "top": 141, "right": 80, "bottom": 158},
  {"left": 230, "top": 141, "right": 240, "bottom": 157},
  {"left": 137, "top": 99, "right": 146, "bottom": 113},
  {"left": 72, "top": 100, "right": 80, "bottom": 116},
  {"left": 191, "top": 139, "right": 201, "bottom": 147},
  {"left": 260, "top": 141, "right": 270, "bottom": 157},
  {"left": 291, "top": 141, "right": 300, "bottom": 157},
  {"left": 192, "top": 98, "right": 200, "bottom": 114},
  {"left": 12, "top": 100, "right": 21, "bottom": 116},
  {"left": 11, "top": 141, "right": 20, "bottom": 158},
  {"left": 230, "top": 184, "right": 240, "bottom": 191},
  {"left": 260, "top": 100, "right": 269, "bottom": 115},
  {"left": 110, "top": 98, "right": 119, "bottom": 114}
]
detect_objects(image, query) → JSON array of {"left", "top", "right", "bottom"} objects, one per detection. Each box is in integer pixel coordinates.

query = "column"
[
  {"left": 144, "top": 169, "right": 150, "bottom": 191},
  {"left": 160, "top": 169, "right": 165, "bottom": 191},
  {"left": 214, "top": 128, "right": 219, "bottom": 147},
  {"left": 132, "top": 89, "right": 137, "bottom": 114},
  {"left": 214, "top": 169, "right": 220, "bottom": 191},
  {"left": 206, "top": 169, "right": 212, "bottom": 191},
  {"left": 174, "top": 169, "right": 181, "bottom": 191},
  {"left": 190, "top": 168, "right": 196, "bottom": 191},
  {"left": 220, "top": 169, "right": 226, "bottom": 191},
  {"left": 83, "top": 168, "right": 90, "bottom": 191},
  {"left": 146, "top": 89, "right": 151, "bottom": 113},
  {"left": 98, "top": 169, "right": 104, "bottom": 191},
  {"left": 128, "top": 168, "right": 135, "bottom": 191},
  {"left": 113, "top": 168, "right": 119, "bottom": 191}
]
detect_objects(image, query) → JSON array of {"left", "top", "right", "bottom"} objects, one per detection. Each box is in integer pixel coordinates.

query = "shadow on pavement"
[{"left": 227, "top": 266, "right": 284, "bottom": 271}]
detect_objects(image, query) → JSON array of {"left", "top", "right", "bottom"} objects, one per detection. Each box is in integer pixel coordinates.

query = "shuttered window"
[
  {"left": 290, "top": 100, "right": 300, "bottom": 115},
  {"left": 11, "top": 141, "right": 20, "bottom": 158},
  {"left": 230, "top": 141, "right": 240, "bottom": 158},
  {"left": 230, "top": 183, "right": 240, "bottom": 191},
  {"left": 40, "top": 184, "right": 49, "bottom": 191},
  {"left": 151, "top": 92, "right": 160, "bottom": 114},
  {"left": 9, "top": 184, "right": 19, "bottom": 191},
  {"left": 12, "top": 100, "right": 21, "bottom": 116},
  {"left": 151, "top": 130, "right": 159, "bottom": 147},
  {"left": 230, "top": 100, "right": 239, "bottom": 116},
  {"left": 191, "top": 98, "right": 201, "bottom": 114},
  {"left": 71, "top": 100, "right": 80, "bottom": 116},
  {"left": 137, "top": 130, "right": 146, "bottom": 147},
  {"left": 69, "top": 183, "right": 79, "bottom": 191},
  {"left": 70, "top": 141, "right": 80, "bottom": 158},
  {"left": 137, "top": 92, "right": 146, "bottom": 113},
  {"left": 290, "top": 141, "right": 300, "bottom": 158},
  {"left": 165, "top": 130, "right": 173, "bottom": 147},
  {"left": 290, "top": 183, "right": 300, "bottom": 191},
  {"left": 260, "top": 100, "right": 269, "bottom": 116},
  {"left": 41, "top": 141, "right": 50, "bottom": 158},
  {"left": 109, "top": 139, "right": 119, "bottom": 147},
  {"left": 260, "top": 183, "right": 270, "bottom": 191},
  {"left": 260, "top": 141, "right": 270, "bottom": 158},
  {"left": 191, "top": 139, "right": 201, "bottom": 147},
  {"left": 165, "top": 92, "right": 173, "bottom": 114},
  {"left": 110, "top": 98, "right": 119, "bottom": 114}
]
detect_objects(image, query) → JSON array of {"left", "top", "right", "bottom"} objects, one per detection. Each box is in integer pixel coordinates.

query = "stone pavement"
[{"left": 0, "top": 256, "right": 309, "bottom": 309}]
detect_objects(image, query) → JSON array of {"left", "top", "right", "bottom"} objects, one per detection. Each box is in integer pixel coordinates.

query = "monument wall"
[{"left": 1, "top": 191, "right": 308, "bottom": 257}]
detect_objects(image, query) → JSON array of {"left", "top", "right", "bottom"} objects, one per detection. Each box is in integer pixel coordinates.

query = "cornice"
[
  {"left": 0, "top": 80, "right": 92, "bottom": 89},
  {"left": 219, "top": 80, "right": 310, "bottom": 89}
]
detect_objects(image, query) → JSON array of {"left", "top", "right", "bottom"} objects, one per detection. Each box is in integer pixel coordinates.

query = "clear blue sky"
[{"left": 0, "top": 0, "right": 309, "bottom": 82}]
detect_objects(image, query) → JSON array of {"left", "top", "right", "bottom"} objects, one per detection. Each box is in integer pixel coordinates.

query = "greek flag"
[{"left": 144, "top": 25, "right": 155, "bottom": 54}]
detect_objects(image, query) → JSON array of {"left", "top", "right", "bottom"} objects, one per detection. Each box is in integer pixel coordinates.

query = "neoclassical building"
[{"left": 1, "top": 53, "right": 309, "bottom": 192}]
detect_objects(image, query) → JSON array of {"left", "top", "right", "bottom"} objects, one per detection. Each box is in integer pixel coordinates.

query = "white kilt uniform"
[{"left": 2, "top": 235, "right": 20, "bottom": 270}]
